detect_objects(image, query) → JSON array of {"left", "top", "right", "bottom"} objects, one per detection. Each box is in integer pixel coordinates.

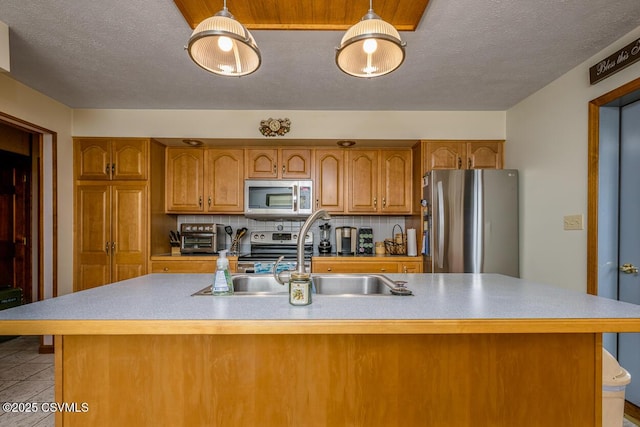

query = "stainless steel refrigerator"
[{"left": 423, "top": 169, "right": 519, "bottom": 277}]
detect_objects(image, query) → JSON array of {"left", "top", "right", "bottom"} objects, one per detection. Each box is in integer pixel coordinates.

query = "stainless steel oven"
[{"left": 237, "top": 231, "right": 313, "bottom": 273}]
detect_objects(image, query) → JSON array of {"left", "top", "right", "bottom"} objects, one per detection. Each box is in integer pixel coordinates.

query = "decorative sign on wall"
[
  {"left": 589, "top": 37, "right": 640, "bottom": 85},
  {"left": 259, "top": 118, "right": 291, "bottom": 137}
]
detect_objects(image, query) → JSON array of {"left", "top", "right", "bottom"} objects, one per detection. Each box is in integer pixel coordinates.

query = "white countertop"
[{"left": 1, "top": 273, "right": 640, "bottom": 335}]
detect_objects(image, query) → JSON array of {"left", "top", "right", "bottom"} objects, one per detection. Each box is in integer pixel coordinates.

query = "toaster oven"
[{"left": 180, "top": 223, "right": 226, "bottom": 254}]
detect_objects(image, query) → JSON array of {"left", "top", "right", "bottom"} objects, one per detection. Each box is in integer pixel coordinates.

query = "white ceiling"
[{"left": 1, "top": 0, "right": 639, "bottom": 111}]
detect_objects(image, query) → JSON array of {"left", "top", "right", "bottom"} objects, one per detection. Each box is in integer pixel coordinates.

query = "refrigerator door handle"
[
  {"left": 473, "top": 172, "right": 484, "bottom": 272},
  {"left": 437, "top": 181, "right": 445, "bottom": 269}
]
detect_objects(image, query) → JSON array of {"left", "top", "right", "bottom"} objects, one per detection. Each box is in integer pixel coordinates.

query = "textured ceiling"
[{"left": 1, "top": 0, "right": 639, "bottom": 111}]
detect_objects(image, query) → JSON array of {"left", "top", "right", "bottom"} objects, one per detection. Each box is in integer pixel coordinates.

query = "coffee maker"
[
  {"left": 318, "top": 222, "right": 332, "bottom": 254},
  {"left": 335, "top": 226, "right": 357, "bottom": 255}
]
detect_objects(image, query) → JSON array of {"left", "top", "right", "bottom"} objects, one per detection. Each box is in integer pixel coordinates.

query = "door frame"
[
  {"left": 587, "top": 76, "right": 640, "bottom": 420},
  {"left": 0, "top": 111, "right": 58, "bottom": 304},
  {"left": 587, "top": 76, "right": 640, "bottom": 295}
]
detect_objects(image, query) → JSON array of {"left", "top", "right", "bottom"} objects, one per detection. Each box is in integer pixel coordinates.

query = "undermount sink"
[{"left": 192, "top": 274, "right": 412, "bottom": 296}]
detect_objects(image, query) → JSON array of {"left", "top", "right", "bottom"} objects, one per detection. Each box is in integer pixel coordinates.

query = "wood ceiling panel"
[{"left": 175, "top": 0, "right": 430, "bottom": 31}]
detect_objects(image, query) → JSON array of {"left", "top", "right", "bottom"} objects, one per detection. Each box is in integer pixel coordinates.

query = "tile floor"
[
  {"left": 0, "top": 336, "right": 54, "bottom": 427},
  {"left": 0, "top": 335, "right": 637, "bottom": 427}
]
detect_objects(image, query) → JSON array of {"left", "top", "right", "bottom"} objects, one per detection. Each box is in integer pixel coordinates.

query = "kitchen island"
[{"left": 1, "top": 273, "right": 640, "bottom": 427}]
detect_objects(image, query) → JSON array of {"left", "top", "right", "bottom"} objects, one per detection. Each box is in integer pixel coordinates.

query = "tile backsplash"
[{"left": 177, "top": 215, "right": 407, "bottom": 255}]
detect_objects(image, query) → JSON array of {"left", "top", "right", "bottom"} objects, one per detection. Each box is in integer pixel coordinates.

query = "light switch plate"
[{"left": 563, "top": 214, "right": 583, "bottom": 230}]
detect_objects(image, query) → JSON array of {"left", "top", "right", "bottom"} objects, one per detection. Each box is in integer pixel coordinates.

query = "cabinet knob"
[
  {"left": 468, "top": 158, "right": 472, "bottom": 169},
  {"left": 163, "top": 267, "right": 169, "bottom": 272},
  {"left": 380, "top": 268, "right": 386, "bottom": 272},
  {"left": 199, "top": 196, "right": 202, "bottom": 207},
  {"left": 282, "top": 165, "right": 286, "bottom": 174},
  {"left": 457, "top": 157, "right": 462, "bottom": 169},
  {"left": 208, "top": 196, "right": 212, "bottom": 206},
  {"left": 374, "top": 198, "right": 377, "bottom": 208},
  {"left": 273, "top": 164, "right": 277, "bottom": 174},
  {"left": 382, "top": 198, "right": 386, "bottom": 208},
  {"left": 327, "top": 267, "right": 332, "bottom": 272}
]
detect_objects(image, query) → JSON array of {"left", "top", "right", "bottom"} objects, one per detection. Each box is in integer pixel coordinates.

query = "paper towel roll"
[{"left": 407, "top": 228, "right": 417, "bottom": 256}]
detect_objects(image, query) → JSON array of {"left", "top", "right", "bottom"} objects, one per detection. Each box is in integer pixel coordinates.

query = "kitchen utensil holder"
[{"left": 385, "top": 224, "right": 406, "bottom": 255}]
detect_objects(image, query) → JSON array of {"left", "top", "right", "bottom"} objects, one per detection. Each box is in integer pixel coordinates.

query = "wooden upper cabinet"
[
  {"left": 346, "top": 149, "right": 412, "bottom": 214},
  {"left": 381, "top": 149, "right": 412, "bottom": 214},
  {"left": 165, "top": 148, "right": 205, "bottom": 212},
  {"left": 423, "top": 140, "right": 504, "bottom": 172},
  {"left": 204, "top": 149, "right": 244, "bottom": 213},
  {"left": 346, "top": 150, "right": 379, "bottom": 213},
  {"left": 314, "top": 149, "right": 345, "bottom": 212},
  {"left": 165, "top": 147, "right": 244, "bottom": 213},
  {"left": 424, "top": 141, "right": 466, "bottom": 171},
  {"left": 467, "top": 141, "right": 503, "bottom": 169},
  {"left": 75, "top": 138, "right": 148, "bottom": 180},
  {"left": 245, "top": 148, "right": 312, "bottom": 179}
]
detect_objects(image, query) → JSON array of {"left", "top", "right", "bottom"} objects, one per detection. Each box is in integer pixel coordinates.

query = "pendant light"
[
  {"left": 335, "top": 0, "right": 406, "bottom": 78},
  {"left": 186, "top": 0, "right": 261, "bottom": 77}
]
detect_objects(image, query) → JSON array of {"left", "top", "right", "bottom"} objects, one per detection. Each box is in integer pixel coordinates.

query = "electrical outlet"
[{"left": 563, "top": 214, "right": 583, "bottom": 231}]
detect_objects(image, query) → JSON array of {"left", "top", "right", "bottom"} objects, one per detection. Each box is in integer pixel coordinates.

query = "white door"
[{"left": 618, "top": 99, "right": 640, "bottom": 407}]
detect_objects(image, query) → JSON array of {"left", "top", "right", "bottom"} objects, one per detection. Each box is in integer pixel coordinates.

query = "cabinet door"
[
  {"left": 75, "top": 183, "right": 111, "bottom": 291},
  {"left": 467, "top": 141, "right": 503, "bottom": 169},
  {"left": 314, "top": 149, "right": 344, "bottom": 212},
  {"left": 205, "top": 149, "right": 244, "bottom": 213},
  {"left": 346, "top": 150, "right": 379, "bottom": 213},
  {"left": 75, "top": 139, "right": 110, "bottom": 180},
  {"left": 424, "top": 142, "right": 465, "bottom": 171},
  {"left": 112, "top": 184, "right": 147, "bottom": 283},
  {"left": 246, "top": 149, "right": 278, "bottom": 178},
  {"left": 166, "top": 148, "right": 204, "bottom": 212},
  {"left": 381, "top": 149, "right": 412, "bottom": 214},
  {"left": 280, "top": 149, "right": 312, "bottom": 179},
  {"left": 111, "top": 139, "right": 148, "bottom": 180}
]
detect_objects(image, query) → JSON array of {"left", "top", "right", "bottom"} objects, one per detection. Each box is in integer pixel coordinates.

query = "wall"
[
  {"left": 506, "top": 26, "right": 640, "bottom": 291},
  {"left": 0, "top": 73, "right": 74, "bottom": 296},
  {"left": 72, "top": 110, "right": 505, "bottom": 140}
]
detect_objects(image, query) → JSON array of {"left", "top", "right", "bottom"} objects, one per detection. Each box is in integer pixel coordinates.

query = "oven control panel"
[{"left": 250, "top": 231, "right": 313, "bottom": 245}]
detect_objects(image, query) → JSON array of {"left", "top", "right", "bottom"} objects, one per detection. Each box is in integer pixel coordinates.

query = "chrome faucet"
[{"left": 274, "top": 209, "right": 331, "bottom": 284}]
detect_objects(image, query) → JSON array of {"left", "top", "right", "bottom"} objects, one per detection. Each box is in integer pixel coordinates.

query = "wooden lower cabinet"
[
  {"left": 55, "top": 332, "right": 599, "bottom": 427},
  {"left": 312, "top": 257, "right": 423, "bottom": 273}
]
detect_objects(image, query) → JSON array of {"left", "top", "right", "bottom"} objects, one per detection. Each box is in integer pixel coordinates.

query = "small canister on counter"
[
  {"left": 375, "top": 241, "right": 386, "bottom": 255},
  {"left": 289, "top": 272, "right": 312, "bottom": 306}
]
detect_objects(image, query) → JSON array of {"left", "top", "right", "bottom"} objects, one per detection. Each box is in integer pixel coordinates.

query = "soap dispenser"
[{"left": 212, "top": 250, "right": 234, "bottom": 295}]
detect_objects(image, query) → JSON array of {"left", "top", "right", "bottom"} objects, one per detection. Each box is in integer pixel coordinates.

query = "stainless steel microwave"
[{"left": 244, "top": 180, "right": 313, "bottom": 219}]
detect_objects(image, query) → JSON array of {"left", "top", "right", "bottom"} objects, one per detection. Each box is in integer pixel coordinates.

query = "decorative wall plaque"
[
  {"left": 259, "top": 118, "right": 291, "bottom": 137},
  {"left": 589, "top": 37, "right": 640, "bottom": 85}
]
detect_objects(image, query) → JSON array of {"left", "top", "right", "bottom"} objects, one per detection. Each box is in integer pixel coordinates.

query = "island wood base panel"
[{"left": 56, "top": 333, "right": 601, "bottom": 427}]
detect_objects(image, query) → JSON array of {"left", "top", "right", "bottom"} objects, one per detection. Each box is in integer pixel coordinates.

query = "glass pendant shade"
[
  {"left": 336, "top": 9, "right": 406, "bottom": 78},
  {"left": 187, "top": 7, "right": 261, "bottom": 76}
]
